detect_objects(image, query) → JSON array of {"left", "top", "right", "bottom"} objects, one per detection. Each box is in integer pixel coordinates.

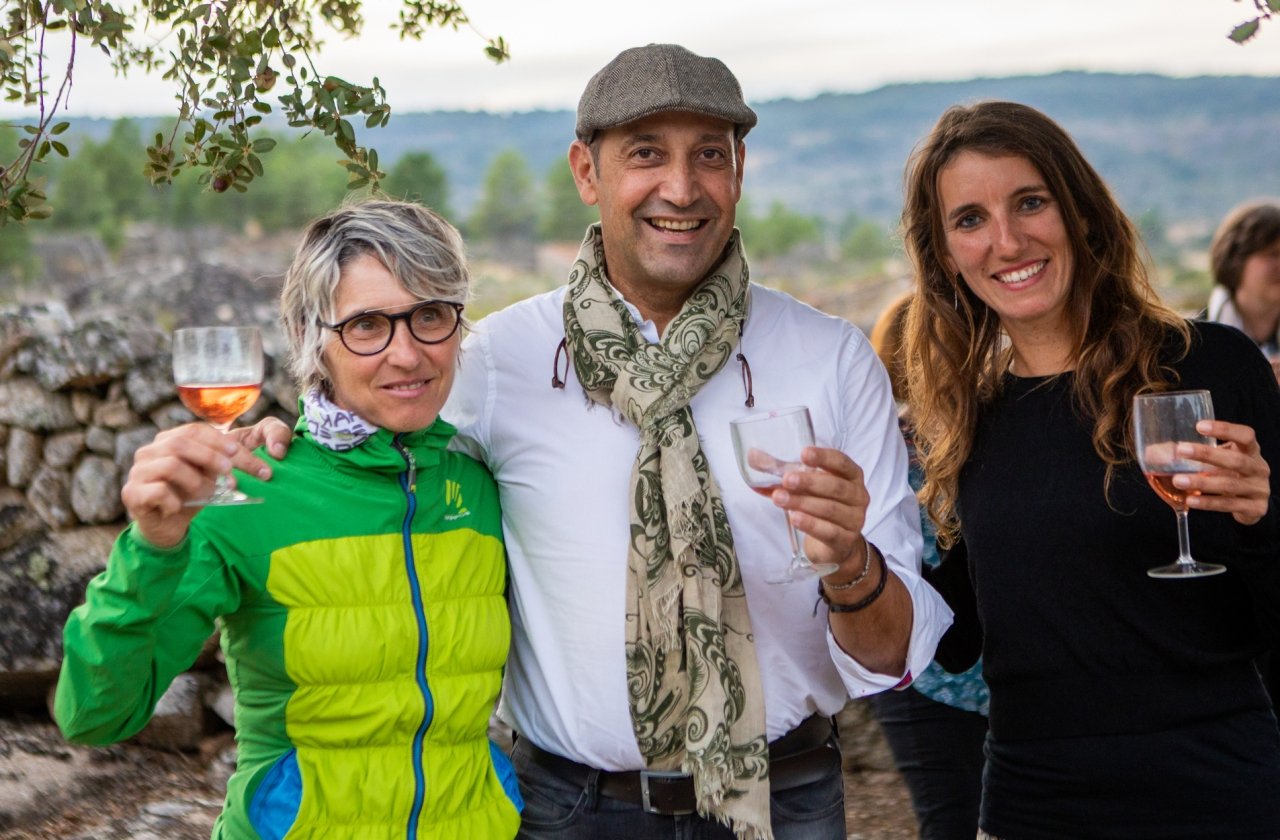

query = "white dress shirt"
[{"left": 444, "top": 282, "right": 952, "bottom": 770}]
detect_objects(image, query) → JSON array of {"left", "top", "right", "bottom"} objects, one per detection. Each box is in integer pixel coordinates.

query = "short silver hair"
[{"left": 279, "top": 199, "right": 470, "bottom": 395}]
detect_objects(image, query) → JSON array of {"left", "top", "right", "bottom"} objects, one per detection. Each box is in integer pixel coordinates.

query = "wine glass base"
[
  {"left": 1147, "top": 561, "right": 1226, "bottom": 579},
  {"left": 184, "top": 491, "right": 264, "bottom": 507},
  {"left": 765, "top": 561, "right": 840, "bottom": 585}
]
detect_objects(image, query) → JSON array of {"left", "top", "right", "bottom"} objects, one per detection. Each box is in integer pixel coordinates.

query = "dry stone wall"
[{"left": 0, "top": 301, "right": 296, "bottom": 703}]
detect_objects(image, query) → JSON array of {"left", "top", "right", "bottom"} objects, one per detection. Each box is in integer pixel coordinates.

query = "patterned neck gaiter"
[{"left": 302, "top": 387, "right": 379, "bottom": 452}]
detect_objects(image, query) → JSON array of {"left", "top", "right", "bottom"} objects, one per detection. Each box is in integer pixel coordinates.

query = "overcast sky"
[{"left": 6, "top": 0, "right": 1279, "bottom": 118}]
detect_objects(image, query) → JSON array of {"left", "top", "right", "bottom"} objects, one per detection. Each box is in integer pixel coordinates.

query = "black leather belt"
[{"left": 519, "top": 714, "right": 840, "bottom": 816}]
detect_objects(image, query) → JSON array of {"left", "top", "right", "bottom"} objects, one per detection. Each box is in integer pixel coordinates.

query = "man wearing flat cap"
[
  {"left": 248, "top": 43, "right": 951, "bottom": 840},
  {"left": 445, "top": 44, "right": 952, "bottom": 839}
]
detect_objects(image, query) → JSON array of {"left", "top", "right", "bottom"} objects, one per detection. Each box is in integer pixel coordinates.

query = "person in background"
[
  {"left": 902, "top": 100, "right": 1280, "bottom": 839},
  {"left": 1208, "top": 200, "right": 1280, "bottom": 382},
  {"left": 866, "top": 291, "right": 989, "bottom": 840},
  {"left": 1206, "top": 198, "right": 1280, "bottom": 723},
  {"left": 54, "top": 200, "right": 523, "bottom": 839}
]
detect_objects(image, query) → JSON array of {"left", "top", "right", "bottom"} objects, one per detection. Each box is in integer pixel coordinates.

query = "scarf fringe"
[{"left": 686, "top": 753, "right": 775, "bottom": 840}]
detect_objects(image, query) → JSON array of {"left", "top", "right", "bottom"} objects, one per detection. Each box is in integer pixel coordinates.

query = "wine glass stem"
[
  {"left": 784, "top": 513, "right": 808, "bottom": 565},
  {"left": 1175, "top": 508, "right": 1194, "bottom": 566},
  {"left": 210, "top": 421, "right": 233, "bottom": 495}
]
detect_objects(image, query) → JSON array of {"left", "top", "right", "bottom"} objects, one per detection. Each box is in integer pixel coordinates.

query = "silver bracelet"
[{"left": 822, "top": 538, "right": 877, "bottom": 591}]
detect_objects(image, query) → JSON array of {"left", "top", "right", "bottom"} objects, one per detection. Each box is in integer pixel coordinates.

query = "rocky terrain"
[{"left": 0, "top": 704, "right": 915, "bottom": 839}]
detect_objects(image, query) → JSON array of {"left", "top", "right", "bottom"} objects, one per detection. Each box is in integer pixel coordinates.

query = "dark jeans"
[
  {"left": 511, "top": 736, "right": 847, "bottom": 840},
  {"left": 1259, "top": 651, "right": 1280, "bottom": 719},
  {"left": 868, "top": 687, "right": 988, "bottom": 840}
]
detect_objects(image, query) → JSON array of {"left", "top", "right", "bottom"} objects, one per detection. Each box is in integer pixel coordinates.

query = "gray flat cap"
[{"left": 575, "top": 44, "right": 758, "bottom": 142}]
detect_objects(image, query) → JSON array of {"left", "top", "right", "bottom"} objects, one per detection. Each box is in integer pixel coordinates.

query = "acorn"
[{"left": 254, "top": 68, "right": 278, "bottom": 93}]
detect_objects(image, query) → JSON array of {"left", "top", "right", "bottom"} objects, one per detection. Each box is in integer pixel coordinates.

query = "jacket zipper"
[{"left": 394, "top": 435, "right": 432, "bottom": 838}]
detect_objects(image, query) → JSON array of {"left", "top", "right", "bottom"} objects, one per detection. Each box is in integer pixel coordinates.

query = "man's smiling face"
[{"left": 570, "top": 111, "right": 745, "bottom": 306}]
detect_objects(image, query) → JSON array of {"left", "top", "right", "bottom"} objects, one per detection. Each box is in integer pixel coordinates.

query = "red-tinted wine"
[
  {"left": 178, "top": 383, "right": 262, "bottom": 428},
  {"left": 1145, "top": 471, "right": 1200, "bottom": 511}
]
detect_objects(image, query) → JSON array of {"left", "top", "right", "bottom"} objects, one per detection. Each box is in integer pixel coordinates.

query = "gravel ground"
[{"left": 0, "top": 720, "right": 917, "bottom": 839}]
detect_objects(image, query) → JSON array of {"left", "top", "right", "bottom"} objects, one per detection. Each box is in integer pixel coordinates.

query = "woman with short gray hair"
[{"left": 55, "top": 198, "right": 522, "bottom": 839}]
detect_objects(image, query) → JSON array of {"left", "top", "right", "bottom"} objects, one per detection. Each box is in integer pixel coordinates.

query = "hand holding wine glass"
[
  {"left": 173, "top": 326, "right": 265, "bottom": 506},
  {"left": 1133, "top": 390, "right": 1225, "bottom": 578},
  {"left": 730, "top": 406, "right": 840, "bottom": 584}
]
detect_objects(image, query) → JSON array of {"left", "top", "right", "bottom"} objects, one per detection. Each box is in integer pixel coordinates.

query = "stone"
[
  {"left": 125, "top": 355, "right": 177, "bottom": 415},
  {"left": 70, "top": 456, "right": 124, "bottom": 524},
  {"left": 92, "top": 395, "right": 141, "bottom": 430},
  {"left": 28, "top": 316, "right": 167, "bottom": 392},
  {"left": 70, "top": 390, "right": 99, "bottom": 425},
  {"left": 114, "top": 425, "right": 158, "bottom": 478},
  {"left": 0, "top": 524, "right": 117, "bottom": 675},
  {"left": 43, "top": 430, "right": 86, "bottom": 469},
  {"left": 0, "top": 718, "right": 125, "bottom": 831},
  {"left": 0, "top": 378, "right": 77, "bottom": 431},
  {"left": 150, "top": 401, "right": 196, "bottom": 431},
  {"left": 84, "top": 425, "right": 116, "bottom": 457},
  {"left": 26, "top": 465, "right": 74, "bottom": 530},
  {"left": 0, "top": 488, "right": 44, "bottom": 553},
  {"left": 132, "top": 673, "right": 207, "bottom": 752},
  {"left": 0, "top": 302, "right": 74, "bottom": 370},
  {"left": 205, "top": 682, "right": 235, "bottom": 728},
  {"left": 6, "top": 428, "right": 42, "bottom": 489}
]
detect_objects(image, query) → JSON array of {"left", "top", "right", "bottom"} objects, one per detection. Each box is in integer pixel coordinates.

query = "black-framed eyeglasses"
[{"left": 322, "top": 300, "right": 464, "bottom": 356}]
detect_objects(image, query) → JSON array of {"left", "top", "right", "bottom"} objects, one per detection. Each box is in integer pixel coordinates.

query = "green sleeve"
[{"left": 54, "top": 522, "right": 242, "bottom": 745}]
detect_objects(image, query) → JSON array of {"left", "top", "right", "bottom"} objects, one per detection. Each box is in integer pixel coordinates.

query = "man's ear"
[{"left": 568, "top": 140, "right": 599, "bottom": 207}]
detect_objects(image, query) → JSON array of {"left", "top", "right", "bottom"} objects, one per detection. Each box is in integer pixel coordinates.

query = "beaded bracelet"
[
  {"left": 816, "top": 543, "right": 887, "bottom": 614},
  {"left": 821, "top": 538, "right": 875, "bottom": 590}
]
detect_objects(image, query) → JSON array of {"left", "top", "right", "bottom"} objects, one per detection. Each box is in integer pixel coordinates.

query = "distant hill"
[{"left": 63, "top": 71, "right": 1280, "bottom": 230}]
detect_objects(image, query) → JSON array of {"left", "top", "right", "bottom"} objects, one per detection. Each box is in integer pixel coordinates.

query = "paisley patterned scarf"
[{"left": 562, "top": 225, "right": 771, "bottom": 839}]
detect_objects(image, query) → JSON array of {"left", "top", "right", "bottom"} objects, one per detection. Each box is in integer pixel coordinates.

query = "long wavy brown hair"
[{"left": 900, "top": 101, "right": 1190, "bottom": 547}]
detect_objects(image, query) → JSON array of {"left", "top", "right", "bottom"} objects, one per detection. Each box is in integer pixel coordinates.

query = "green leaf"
[
  {"left": 1230, "top": 19, "right": 1261, "bottom": 43},
  {"left": 1269, "top": 0, "right": 1280, "bottom": 12},
  {"left": 251, "top": 138, "right": 276, "bottom": 153},
  {"left": 51, "top": 122, "right": 70, "bottom": 135},
  {"left": 51, "top": 141, "right": 68, "bottom": 157}
]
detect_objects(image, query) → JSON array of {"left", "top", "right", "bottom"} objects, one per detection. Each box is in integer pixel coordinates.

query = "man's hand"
[
  {"left": 231, "top": 416, "right": 294, "bottom": 461},
  {"left": 767, "top": 446, "right": 867, "bottom": 576},
  {"left": 767, "top": 445, "right": 912, "bottom": 676}
]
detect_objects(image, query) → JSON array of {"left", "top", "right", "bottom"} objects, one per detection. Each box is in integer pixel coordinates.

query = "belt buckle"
[{"left": 638, "top": 770, "right": 694, "bottom": 816}]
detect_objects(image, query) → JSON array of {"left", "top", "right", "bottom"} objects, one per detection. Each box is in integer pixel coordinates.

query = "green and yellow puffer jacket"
[{"left": 55, "top": 417, "right": 522, "bottom": 839}]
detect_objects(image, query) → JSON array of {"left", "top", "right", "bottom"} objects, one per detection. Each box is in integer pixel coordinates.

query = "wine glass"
[
  {"left": 1133, "top": 389, "right": 1225, "bottom": 578},
  {"left": 172, "top": 326, "right": 265, "bottom": 506},
  {"left": 730, "top": 406, "right": 840, "bottom": 584}
]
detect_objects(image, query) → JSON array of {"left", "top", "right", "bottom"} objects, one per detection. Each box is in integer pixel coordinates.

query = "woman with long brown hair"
[{"left": 902, "top": 101, "right": 1280, "bottom": 839}]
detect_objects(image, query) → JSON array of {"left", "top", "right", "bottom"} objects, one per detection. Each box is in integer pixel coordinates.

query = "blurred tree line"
[{"left": 0, "top": 117, "right": 903, "bottom": 278}]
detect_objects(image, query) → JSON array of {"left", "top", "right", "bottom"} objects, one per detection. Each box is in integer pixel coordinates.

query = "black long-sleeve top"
[{"left": 928, "top": 321, "right": 1280, "bottom": 839}]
